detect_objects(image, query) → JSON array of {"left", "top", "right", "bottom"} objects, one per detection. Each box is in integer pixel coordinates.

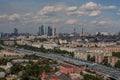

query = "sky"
[{"left": 0, "top": 0, "right": 120, "bottom": 34}]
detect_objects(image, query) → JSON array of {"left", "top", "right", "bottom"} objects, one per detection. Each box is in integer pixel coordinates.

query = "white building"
[
  {"left": 32, "top": 42, "right": 42, "bottom": 48},
  {"left": 60, "top": 47, "right": 77, "bottom": 52},
  {"left": 74, "top": 51, "right": 88, "bottom": 60},
  {"left": 59, "top": 39, "right": 68, "bottom": 44},
  {"left": 43, "top": 43, "right": 58, "bottom": 49}
]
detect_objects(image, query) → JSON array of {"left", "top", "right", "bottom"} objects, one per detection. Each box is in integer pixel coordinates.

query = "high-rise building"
[
  {"left": 38, "top": 25, "right": 44, "bottom": 36},
  {"left": 45, "top": 26, "right": 48, "bottom": 35},
  {"left": 38, "top": 27, "right": 40, "bottom": 35},
  {"left": 47, "top": 26, "right": 52, "bottom": 36},
  {"left": 52, "top": 27, "right": 56, "bottom": 36},
  {"left": 13, "top": 28, "right": 18, "bottom": 36},
  {"left": 0, "top": 32, "right": 3, "bottom": 38}
]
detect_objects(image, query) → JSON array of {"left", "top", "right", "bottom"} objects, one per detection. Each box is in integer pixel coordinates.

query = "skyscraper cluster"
[{"left": 38, "top": 25, "right": 56, "bottom": 36}]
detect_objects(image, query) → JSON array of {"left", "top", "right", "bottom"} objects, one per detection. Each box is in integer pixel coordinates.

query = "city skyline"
[{"left": 0, "top": 0, "right": 120, "bottom": 33}]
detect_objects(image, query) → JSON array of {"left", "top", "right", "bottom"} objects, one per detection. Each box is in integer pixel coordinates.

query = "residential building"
[
  {"left": 95, "top": 54, "right": 104, "bottom": 63},
  {"left": 104, "top": 47, "right": 120, "bottom": 52},
  {"left": 108, "top": 56, "right": 118, "bottom": 67}
]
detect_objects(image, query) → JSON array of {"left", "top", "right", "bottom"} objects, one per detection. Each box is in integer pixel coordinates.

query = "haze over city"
[{"left": 0, "top": 0, "right": 120, "bottom": 33}]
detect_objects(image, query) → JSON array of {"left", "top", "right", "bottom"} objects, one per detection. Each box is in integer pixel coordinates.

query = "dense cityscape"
[
  {"left": 0, "top": 0, "right": 120, "bottom": 80},
  {"left": 0, "top": 26, "right": 120, "bottom": 80}
]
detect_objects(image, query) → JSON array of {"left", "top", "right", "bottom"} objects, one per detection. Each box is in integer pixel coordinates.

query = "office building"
[
  {"left": 52, "top": 27, "right": 56, "bottom": 36},
  {"left": 0, "top": 32, "right": 3, "bottom": 38},
  {"left": 47, "top": 26, "right": 52, "bottom": 36},
  {"left": 38, "top": 25, "right": 44, "bottom": 36},
  {"left": 13, "top": 28, "right": 18, "bottom": 36}
]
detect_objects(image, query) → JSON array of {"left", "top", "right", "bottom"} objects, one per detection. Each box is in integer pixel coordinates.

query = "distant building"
[
  {"left": 104, "top": 47, "right": 120, "bottom": 52},
  {"left": 3, "top": 41, "right": 15, "bottom": 46},
  {"left": 47, "top": 26, "right": 52, "bottom": 36},
  {"left": 0, "top": 32, "right": 3, "bottom": 38},
  {"left": 41, "top": 71, "right": 72, "bottom": 80},
  {"left": 74, "top": 52, "right": 88, "bottom": 60},
  {"left": 6, "top": 75, "right": 18, "bottom": 80},
  {"left": 52, "top": 27, "right": 56, "bottom": 36},
  {"left": 95, "top": 54, "right": 104, "bottom": 63},
  {"left": 13, "top": 28, "right": 18, "bottom": 36},
  {"left": 59, "top": 63, "right": 86, "bottom": 74},
  {"left": 1, "top": 50, "right": 24, "bottom": 57},
  {"left": 107, "top": 56, "right": 118, "bottom": 67},
  {"left": 59, "top": 39, "right": 67, "bottom": 44},
  {"left": 38, "top": 25, "right": 44, "bottom": 36},
  {"left": 69, "top": 73, "right": 83, "bottom": 80}
]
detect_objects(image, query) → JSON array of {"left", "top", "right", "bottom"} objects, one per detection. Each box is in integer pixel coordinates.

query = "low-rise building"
[
  {"left": 60, "top": 47, "right": 76, "bottom": 52},
  {"left": 59, "top": 39, "right": 68, "bottom": 44},
  {"left": 12, "top": 59, "right": 38, "bottom": 63},
  {"left": 0, "top": 50, "right": 24, "bottom": 57},
  {"left": 95, "top": 54, "right": 104, "bottom": 63},
  {"left": 104, "top": 47, "right": 120, "bottom": 52},
  {"left": 6, "top": 75, "right": 18, "bottom": 80},
  {"left": 74, "top": 52, "right": 88, "bottom": 60},
  {"left": 3, "top": 41, "right": 15, "bottom": 46},
  {"left": 107, "top": 56, "right": 118, "bottom": 67}
]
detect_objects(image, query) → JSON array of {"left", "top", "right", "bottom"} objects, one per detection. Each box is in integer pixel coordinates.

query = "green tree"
[
  {"left": 115, "top": 60, "right": 120, "bottom": 68},
  {"left": 87, "top": 55, "right": 91, "bottom": 61},
  {"left": 0, "top": 58, "right": 9, "bottom": 65},
  {"left": 84, "top": 74, "right": 102, "bottom": 80},
  {"left": 103, "top": 56, "right": 108, "bottom": 65},
  {"left": 11, "top": 64, "right": 24, "bottom": 74},
  {"left": 0, "top": 68, "right": 5, "bottom": 72},
  {"left": 90, "top": 56, "right": 95, "bottom": 62},
  {"left": 112, "top": 52, "right": 120, "bottom": 58},
  {"left": 0, "top": 78, "right": 6, "bottom": 80},
  {"left": 0, "top": 46, "right": 3, "bottom": 50}
]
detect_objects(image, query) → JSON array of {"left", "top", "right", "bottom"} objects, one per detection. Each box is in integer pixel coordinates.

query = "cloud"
[
  {"left": 33, "top": 2, "right": 116, "bottom": 18},
  {"left": 38, "top": 6, "right": 54, "bottom": 15},
  {"left": 89, "top": 10, "right": 101, "bottom": 16},
  {"left": 68, "top": 2, "right": 116, "bottom": 17},
  {"left": 80, "top": 2, "right": 116, "bottom": 10},
  {"left": 38, "top": 4, "right": 66, "bottom": 16},
  {"left": 67, "top": 6, "right": 77, "bottom": 11},
  {"left": 66, "top": 19, "right": 77, "bottom": 25},
  {"left": 90, "top": 17, "right": 113, "bottom": 26},
  {"left": 8, "top": 13, "right": 21, "bottom": 21},
  {"left": 81, "top": 2, "right": 98, "bottom": 10},
  {"left": 0, "top": 13, "right": 20, "bottom": 21},
  {"left": 102, "top": 5, "right": 116, "bottom": 10},
  {"left": 0, "top": 14, "right": 8, "bottom": 19},
  {"left": 68, "top": 10, "right": 101, "bottom": 17}
]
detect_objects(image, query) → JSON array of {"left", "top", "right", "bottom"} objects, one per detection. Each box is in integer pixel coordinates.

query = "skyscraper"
[
  {"left": 47, "top": 26, "right": 52, "bottom": 36},
  {"left": 52, "top": 26, "right": 56, "bottom": 36},
  {"left": 0, "top": 32, "right": 3, "bottom": 38},
  {"left": 13, "top": 28, "right": 18, "bottom": 36},
  {"left": 38, "top": 25, "right": 44, "bottom": 36},
  {"left": 45, "top": 26, "right": 48, "bottom": 35}
]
